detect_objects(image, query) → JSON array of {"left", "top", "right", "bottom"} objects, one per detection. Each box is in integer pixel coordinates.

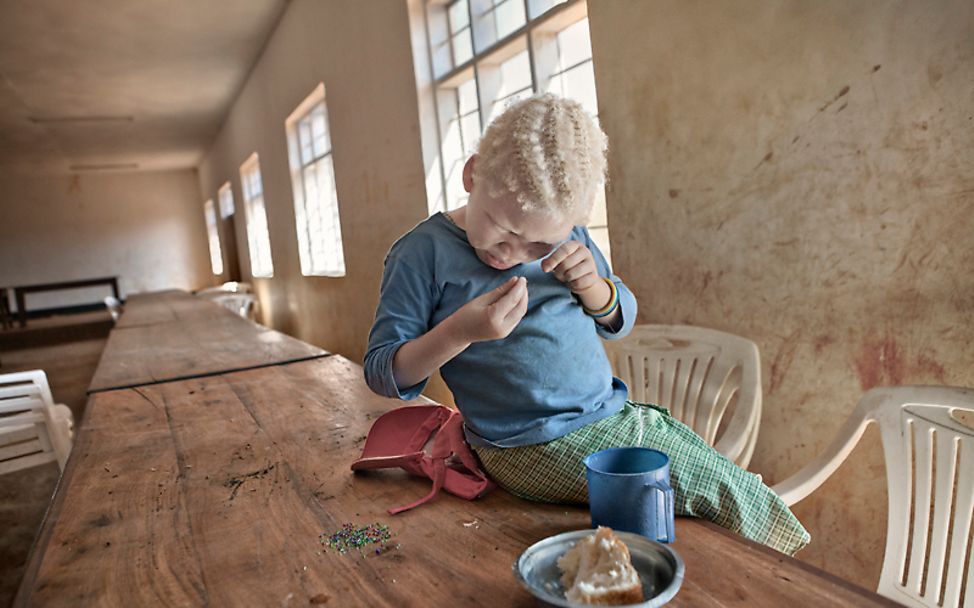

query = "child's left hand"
[{"left": 540, "top": 241, "right": 599, "bottom": 294}]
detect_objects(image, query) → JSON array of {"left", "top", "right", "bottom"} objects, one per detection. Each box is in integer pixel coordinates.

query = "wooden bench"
[
  {"left": 14, "top": 293, "right": 897, "bottom": 607},
  {"left": 13, "top": 277, "right": 120, "bottom": 327},
  {"left": 0, "top": 287, "right": 13, "bottom": 330}
]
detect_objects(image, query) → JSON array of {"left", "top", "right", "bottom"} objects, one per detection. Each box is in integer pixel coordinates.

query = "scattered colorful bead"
[{"left": 321, "top": 522, "right": 399, "bottom": 556}]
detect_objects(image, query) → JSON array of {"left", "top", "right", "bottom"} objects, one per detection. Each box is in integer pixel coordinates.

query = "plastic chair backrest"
[
  {"left": 603, "top": 324, "right": 762, "bottom": 469},
  {"left": 197, "top": 281, "right": 252, "bottom": 295},
  {"left": 0, "top": 370, "right": 72, "bottom": 473},
  {"left": 211, "top": 293, "right": 257, "bottom": 321},
  {"left": 773, "top": 386, "right": 974, "bottom": 608},
  {"left": 222, "top": 281, "right": 252, "bottom": 293}
]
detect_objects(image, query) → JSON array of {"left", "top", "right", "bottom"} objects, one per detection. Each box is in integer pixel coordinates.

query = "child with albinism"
[{"left": 365, "top": 94, "right": 809, "bottom": 555}]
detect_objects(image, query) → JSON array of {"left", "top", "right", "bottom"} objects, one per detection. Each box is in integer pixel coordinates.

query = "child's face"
[{"left": 464, "top": 176, "right": 574, "bottom": 271}]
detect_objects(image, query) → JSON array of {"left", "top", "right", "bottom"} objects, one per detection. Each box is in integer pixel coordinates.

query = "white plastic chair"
[
  {"left": 772, "top": 386, "right": 974, "bottom": 608},
  {"left": 197, "top": 281, "right": 252, "bottom": 296},
  {"left": 210, "top": 293, "right": 257, "bottom": 321},
  {"left": 103, "top": 295, "right": 123, "bottom": 322},
  {"left": 0, "top": 370, "right": 74, "bottom": 474},
  {"left": 603, "top": 324, "right": 762, "bottom": 469}
]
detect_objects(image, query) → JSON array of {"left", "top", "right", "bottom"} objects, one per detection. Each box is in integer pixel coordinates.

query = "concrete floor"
[{"left": 0, "top": 313, "right": 107, "bottom": 607}]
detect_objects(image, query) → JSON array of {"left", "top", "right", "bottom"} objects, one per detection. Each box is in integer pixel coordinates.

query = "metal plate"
[{"left": 513, "top": 529, "right": 685, "bottom": 607}]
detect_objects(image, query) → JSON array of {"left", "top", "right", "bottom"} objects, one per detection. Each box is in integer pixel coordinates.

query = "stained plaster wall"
[
  {"left": 588, "top": 0, "right": 974, "bottom": 589},
  {"left": 0, "top": 169, "right": 211, "bottom": 310}
]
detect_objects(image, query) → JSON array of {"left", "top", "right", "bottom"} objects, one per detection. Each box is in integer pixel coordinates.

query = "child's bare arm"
[
  {"left": 541, "top": 241, "right": 621, "bottom": 329},
  {"left": 392, "top": 276, "right": 528, "bottom": 389},
  {"left": 576, "top": 281, "right": 622, "bottom": 329}
]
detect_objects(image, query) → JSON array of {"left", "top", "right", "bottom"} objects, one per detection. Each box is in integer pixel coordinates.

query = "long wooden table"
[
  {"left": 17, "top": 355, "right": 896, "bottom": 607},
  {"left": 114, "top": 290, "right": 222, "bottom": 328},
  {"left": 88, "top": 293, "right": 327, "bottom": 393}
]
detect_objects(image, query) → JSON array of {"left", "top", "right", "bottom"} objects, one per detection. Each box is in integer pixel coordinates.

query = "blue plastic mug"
[{"left": 583, "top": 447, "right": 676, "bottom": 543}]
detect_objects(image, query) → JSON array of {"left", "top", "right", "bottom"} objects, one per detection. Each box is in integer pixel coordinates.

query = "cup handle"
[{"left": 650, "top": 480, "right": 676, "bottom": 543}]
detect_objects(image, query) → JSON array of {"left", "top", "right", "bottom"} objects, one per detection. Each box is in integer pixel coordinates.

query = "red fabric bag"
[{"left": 351, "top": 404, "right": 496, "bottom": 514}]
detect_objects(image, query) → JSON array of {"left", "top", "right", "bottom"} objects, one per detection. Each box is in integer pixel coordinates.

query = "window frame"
[
  {"left": 238, "top": 153, "right": 275, "bottom": 279},
  {"left": 419, "top": 0, "right": 610, "bottom": 259},
  {"left": 285, "top": 83, "right": 347, "bottom": 278},
  {"left": 203, "top": 198, "right": 224, "bottom": 276},
  {"left": 218, "top": 181, "right": 235, "bottom": 219}
]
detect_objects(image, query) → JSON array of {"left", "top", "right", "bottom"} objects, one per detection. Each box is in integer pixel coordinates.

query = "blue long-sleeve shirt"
[{"left": 364, "top": 213, "right": 636, "bottom": 447}]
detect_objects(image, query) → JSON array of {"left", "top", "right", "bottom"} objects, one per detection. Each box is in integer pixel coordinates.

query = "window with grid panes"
[
  {"left": 421, "top": 0, "right": 610, "bottom": 261},
  {"left": 218, "top": 182, "right": 235, "bottom": 219},
  {"left": 286, "top": 85, "right": 346, "bottom": 277},
  {"left": 239, "top": 155, "right": 274, "bottom": 278},
  {"left": 203, "top": 199, "right": 223, "bottom": 275}
]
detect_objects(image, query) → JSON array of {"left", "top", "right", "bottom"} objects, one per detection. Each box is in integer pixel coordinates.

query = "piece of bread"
[{"left": 557, "top": 526, "right": 644, "bottom": 605}]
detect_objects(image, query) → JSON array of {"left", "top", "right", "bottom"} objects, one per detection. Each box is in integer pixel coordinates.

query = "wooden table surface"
[
  {"left": 113, "top": 290, "right": 215, "bottom": 328},
  {"left": 18, "top": 356, "right": 896, "bottom": 607},
  {"left": 88, "top": 295, "right": 327, "bottom": 393}
]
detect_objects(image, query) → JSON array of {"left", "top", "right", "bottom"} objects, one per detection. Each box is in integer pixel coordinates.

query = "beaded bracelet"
[{"left": 583, "top": 277, "right": 619, "bottom": 318}]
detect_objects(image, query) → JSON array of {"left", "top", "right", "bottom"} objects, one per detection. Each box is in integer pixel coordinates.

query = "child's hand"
[
  {"left": 541, "top": 241, "right": 600, "bottom": 294},
  {"left": 447, "top": 276, "right": 529, "bottom": 343}
]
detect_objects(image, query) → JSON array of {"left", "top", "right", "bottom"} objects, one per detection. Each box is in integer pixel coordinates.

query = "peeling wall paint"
[{"left": 589, "top": 0, "right": 974, "bottom": 591}]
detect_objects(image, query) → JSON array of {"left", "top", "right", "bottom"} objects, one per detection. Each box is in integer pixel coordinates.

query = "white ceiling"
[{"left": 0, "top": 0, "right": 289, "bottom": 174}]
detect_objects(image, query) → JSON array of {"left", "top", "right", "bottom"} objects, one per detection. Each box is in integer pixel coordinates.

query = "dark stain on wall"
[
  {"left": 768, "top": 330, "right": 801, "bottom": 395},
  {"left": 813, "top": 334, "right": 835, "bottom": 354},
  {"left": 854, "top": 330, "right": 905, "bottom": 390},
  {"left": 818, "top": 85, "right": 851, "bottom": 112}
]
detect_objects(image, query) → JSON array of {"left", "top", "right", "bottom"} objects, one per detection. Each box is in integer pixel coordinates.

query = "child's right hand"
[{"left": 447, "top": 276, "right": 528, "bottom": 344}]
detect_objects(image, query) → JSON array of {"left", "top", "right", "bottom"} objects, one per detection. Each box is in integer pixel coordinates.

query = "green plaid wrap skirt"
[{"left": 472, "top": 401, "right": 810, "bottom": 556}]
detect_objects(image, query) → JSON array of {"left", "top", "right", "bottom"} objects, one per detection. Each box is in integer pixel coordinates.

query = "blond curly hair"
[{"left": 473, "top": 94, "right": 607, "bottom": 223}]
